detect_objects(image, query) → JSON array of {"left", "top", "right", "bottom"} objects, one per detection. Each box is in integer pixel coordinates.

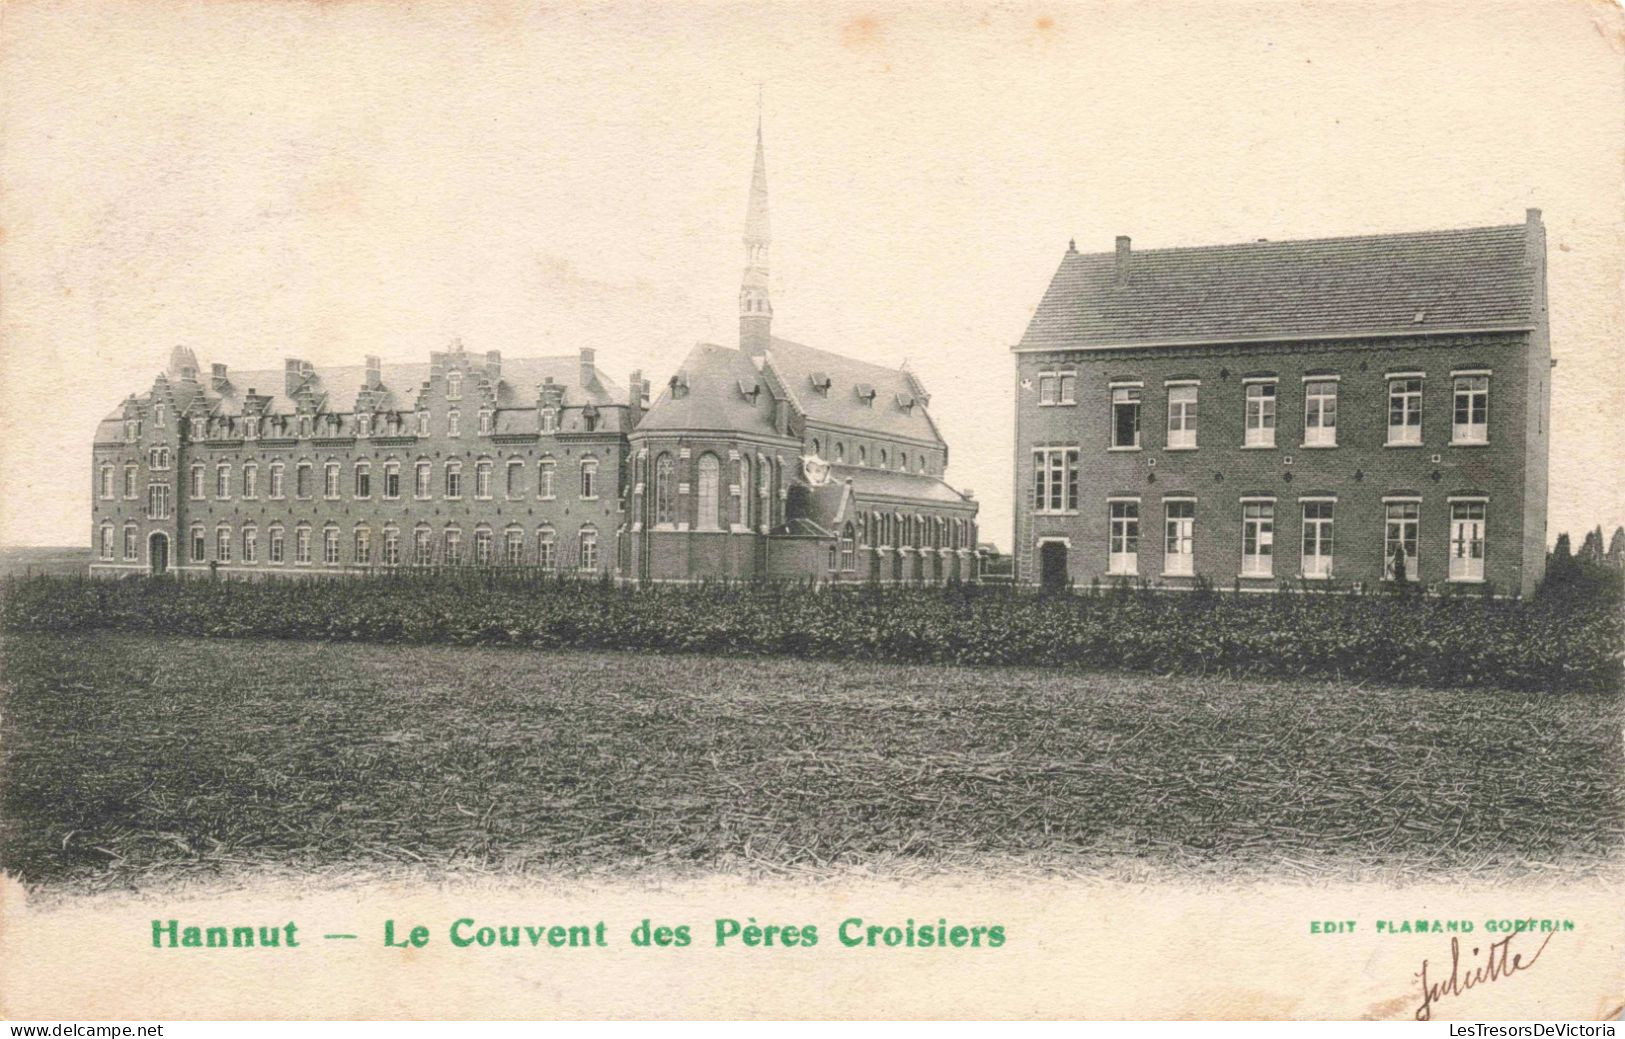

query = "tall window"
[
  {"left": 479, "top": 410, "right": 492, "bottom": 435},
  {"left": 413, "top": 527, "right": 432, "bottom": 566},
  {"left": 124, "top": 464, "right": 138, "bottom": 499},
  {"left": 537, "top": 527, "right": 556, "bottom": 570},
  {"left": 1244, "top": 383, "right": 1276, "bottom": 447},
  {"left": 354, "top": 528, "right": 371, "bottom": 566},
  {"left": 354, "top": 463, "right": 371, "bottom": 499},
  {"left": 100, "top": 464, "right": 115, "bottom": 499},
  {"left": 447, "top": 371, "right": 463, "bottom": 400},
  {"left": 323, "top": 527, "right": 340, "bottom": 565},
  {"left": 415, "top": 461, "right": 432, "bottom": 499},
  {"left": 190, "top": 526, "right": 206, "bottom": 563},
  {"left": 1164, "top": 500, "right": 1195, "bottom": 576},
  {"left": 324, "top": 462, "right": 340, "bottom": 499},
  {"left": 146, "top": 483, "right": 170, "bottom": 520},
  {"left": 295, "top": 461, "right": 312, "bottom": 499},
  {"left": 1166, "top": 384, "right": 1198, "bottom": 449},
  {"left": 1301, "top": 501, "right": 1334, "bottom": 578},
  {"left": 1303, "top": 381, "right": 1338, "bottom": 446},
  {"left": 447, "top": 410, "right": 461, "bottom": 438},
  {"left": 299, "top": 415, "right": 312, "bottom": 438},
  {"left": 695, "top": 454, "right": 720, "bottom": 529},
  {"left": 417, "top": 411, "right": 429, "bottom": 436},
  {"left": 1108, "top": 500, "right": 1140, "bottom": 575},
  {"left": 538, "top": 458, "right": 556, "bottom": 499},
  {"left": 654, "top": 454, "right": 676, "bottom": 525},
  {"left": 1032, "top": 447, "right": 1080, "bottom": 514},
  {"left": 295, "top": 526, "right": 312, "bottom": 565},
  {"left": 506, "top": 460, "right": 523, "bottom": 498},
  {"left": 1449, "top": 502, "right": 1486, "bottom": 581},
  {"left": 840, "top": 524, "right": 856, "bottom": 571},
  {"left": 382, "top": 528, "right": 399, "bottom": 567},
  {"left": 242, "top": 527, "right": 258, "bottom": 564},
  {"left": 1241, "top": 501, "right": 1274, "bottom": 576},
  {"left": 1388, "top": 377, "right": 1423, "bottom": 444},
  {"left": 269, "top": 462, "right": 285, "bottom": 499},
  {"left": 1039, "top": 372, "right": 1076, "bottom": 406},
  {"left": 1111, "top": 386, "right": 1141, "bottom": 448},
  {"left": 382, "top": 462, "right": 400, "bottom": 499},
  {"left": 540, "top": 408, "right": 558, "bottom": 433},
  {"left": 187, "top": 464, "right": 203, "bottom": 500},
  {"left": 269, "top": 526, "right": 285, "bottom": 565},
  {"left": 474, "top": 528, "right": 493, "bottom": 567},
  {"left": 216, "top": 526, "right": 232, "bottom": 563},
  {"left": 216, "top": 463, "right": 231, "bottom": 499},
  {"left": 1384, "top": 502, "right": 1420, "bottom": 581},
  {"left": 580, "top": 458, "right": 599, "bottom": 500},
  {"left": 358, "top": 413, "right": 371, "bottom": 437},
  {"left": 445, "top": 461, "right": 462, "bottom": 499},
  {"left": 123, "top": 523, "right": 138, "bottom": 561},
  {"left": 757, "top": 457, "right": 772, "bottom": 530},
  {"left": 242, "top": 463, "right": 258, "bottom": 499},
  {"left": 1452, "top": 375, "right": 1489, "bottom": 444},
  {"left": 505, "top": 528, "right": 524, "bottom": 566},
  {"left": 100, "top": 523, "right": 114, "bottom": 560},
  {"left": 578, "top": 527, "right": 599, "bottom": 572}
]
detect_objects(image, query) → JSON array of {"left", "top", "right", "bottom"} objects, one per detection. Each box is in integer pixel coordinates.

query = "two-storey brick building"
[
  {"left": 89, "top": 118, "right": 979, "bottom": 584},
  {"left": 1012, "top": 211, "right": 1552, "bottom": 596}
]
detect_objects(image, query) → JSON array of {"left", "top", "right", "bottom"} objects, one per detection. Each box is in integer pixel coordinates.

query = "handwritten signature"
[{"left": 1414, "top": 931, "right": 1556, "bottom": 1020}]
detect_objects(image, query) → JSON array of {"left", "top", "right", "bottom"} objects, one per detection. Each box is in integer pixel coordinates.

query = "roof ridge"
[{"left": 1068, "top": 222, "right": 1525, "bottom": 261}]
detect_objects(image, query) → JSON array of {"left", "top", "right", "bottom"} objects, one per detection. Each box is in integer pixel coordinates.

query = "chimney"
[
  {"left": 1115, "top": 236, "right": 1132, "bottom": 285},
  {"left": 284, "top": 358, "right": 303, "bottom": 397},
  {"left": 211, "top": 363, "right": 230, "bottom": 392},
  {"left": 485, "top": 350, "right": 501, "bottom": 383},
  {"left": 364, "top": 355, "right": 381, "bottom": 390},
  {"left": 1525, "top": 207, "right": 1544, "bottom": 267},
  {"left": 578, "top": 348, "right": 597, "bottom": 390}
]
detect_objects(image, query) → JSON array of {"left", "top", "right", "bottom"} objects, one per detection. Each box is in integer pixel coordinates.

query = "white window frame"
[
  {"left": 415, "top": 461, "right": 433, "bottom": 500},
  {"left": 324, "top": 462, "right": 340, "bottom": 500},
  {"left": 538, "top": 457, "right": 557, "bottom": 500},
  {"left": 537, "top": 528, "right": 556, "bottom": 570},
  {"left": 323, "top": 526, "right": 341, "bottom": 566},
  {"left": 1244, "top": 380, "right": 1277, "bottom": 448},
  {"left": 1302, "top": 378, "right": 1338, "bottom": 447},
  {"left": 1241, "top": 499, "right": 1275, "bottom": 577},
  {"left": 215, "top": 526, "right": 233, "bottom": 564},
  {"left": 1166, "top": 382, "right": 1198, "bottom": 450},
  {"left": 580, "top": 457, "right": 600, "bottom": 502},
  {"left": 1387, "top": 374, "right": 1424, "bottom": 446},
  {"left": 1162, "top": 498, "right": 1195, "bottom": 576},
  {"left": 354, "top": 528, "right": 371, "bottom": 566},
  {"left": 1108, "top": 499, "right": 1140, "bottom": 576},
  {"left": 1299, "top": 499, "right": 1335, "bottom": 579},
  {"left": 1451, "top": 372, "right": 1490, "bottom": 445},
  {"left": 1448, "top": 499, "right": 1487, "bottom": 582},
  {"left": 242, "top": 526, "right": 258, "bottom": 564},
  {"left": 1110, "top": 384, "right": 1142, "bottom": 450},
  {"left": 445, "top": 461, "right": 463, "bottom": 500},
  {"left": 215, "top": 463, "right": 232, "bottom": 500},
  {"left": 242, "top": 463, "right": 258, "bottom": 499},
  {"left": 1383, "top": 498, "right": 1421, "bottom": 581},
  {"left": 354, "top": 462, "right": 371, "bottom": 500},
  {"left": 506, "top": 459, "right": 524, "bottom": 499},
  {"left": 294, "top": 526, "right": 312, "bottom": 565},
  {"left": 268, "top": 462, "right": 286, "bottom": 500},
  {"left": 475, "top": 460, "right": 493, "bottom": 500},
  {"left": 1032, "top": 446, "right": 1080, "bottom": 514},
  {"left": 1038, "top": 371, "right": 1077, "bottom": 407},
  {"left": 578, "top": 527, "right": 599, "bottom": 572}
]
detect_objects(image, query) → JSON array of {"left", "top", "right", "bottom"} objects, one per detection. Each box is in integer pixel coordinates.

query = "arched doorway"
[
  {"left": 1038, "top": 540, "right": 1068, "bottom": 592},
  {"left": 148, "top": 531, "right": 170, "bottom": 576}
]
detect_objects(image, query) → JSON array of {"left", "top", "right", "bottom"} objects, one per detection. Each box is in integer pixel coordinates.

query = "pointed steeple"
[{"left": 739, "top": 105, "right": 773, "bottom": 355}]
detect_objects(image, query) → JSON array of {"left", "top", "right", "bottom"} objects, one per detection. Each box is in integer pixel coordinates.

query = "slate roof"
[
  {"left": 634, "top": 343, "right": 781, "bottom": 436},
  {"left": 1018, "top": 221, "right": 1539, "bottom": 351},
  {"left": 762, "top": 336, "right": 940, "bottom": 443},
  {"left": 827, "top": 464, "right": 976, "bottom": 508}
]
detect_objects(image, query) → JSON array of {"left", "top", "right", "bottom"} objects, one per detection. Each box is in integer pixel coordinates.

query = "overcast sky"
[{"left": 3, "top": 1, "right": 1621, "bottom": 549}]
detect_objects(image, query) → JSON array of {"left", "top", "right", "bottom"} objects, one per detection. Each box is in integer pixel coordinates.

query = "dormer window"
[
  {"left": 300, "top": 415, "right": 313, "bottom": 438},
  {"left": 155, "top": 404, "right": 166, "bottom": 427},
  {"left": 669, "top": 373, "right": 689, "bottom": 400},
  {"left": 245, "top": 416, "right": 259, "bottom": 439},
  {"left": 738, "top": 378, "right": 760, "bottom": 402},
  {"left": 895, "top": 392, "right": 915, "bottom": 413},
  {"left": 540, "top": 407, "right": 559, "bottom": 433},
  {"left": 809, "top": 372, "right": 831, "bottom": 395},
  {"left": 479, "top": 409, "right": 492, "bottom": 435},
  {"left": 447, "top": 372, "right": 463, "bottom": 401},
  {"left": 854, "top": 383, "right": 876, "bottom": 406},
  {"left": 358, "top": 413, "right": 371, "bottom": 437},
  {"left": 417, "top": 410, "right": 429, "bottom": 436}
]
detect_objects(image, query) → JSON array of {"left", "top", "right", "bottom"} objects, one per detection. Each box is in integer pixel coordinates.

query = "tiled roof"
[
  {"left": 634, "top": 343, "right": 781, "bottom": 436},
  {"left": 827, "top": 464, "right": 976, "bottom": 508},
  {"left": 1018, "top": 221, "right": 1539, "bottom": 351},
  {"left": 762, "top": 336, "right": 940, "bottom": 443}
]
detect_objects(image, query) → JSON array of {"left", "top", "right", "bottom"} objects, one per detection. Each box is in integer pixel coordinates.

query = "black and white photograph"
[{"left": 0, "top": 0, "right": 1621, "bottom": 1023}]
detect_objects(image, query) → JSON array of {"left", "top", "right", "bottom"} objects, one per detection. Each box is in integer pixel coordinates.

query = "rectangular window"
[
  {"left": 269, "top": 465, "right": 285, "bottom": 499},
  {"left": 269, "top": 529, "right": 285, "bottom": 565},
  {"left": 506, "top": 461, "right": 523, "bottom": 498},
  {"left": 444, "top": 530, "right": 462, "bottom": 566},
  {"left": 124, "top": 465, "right": 138, "bottom": 499},
  {"left": 216, "top": 465, "right": 231, "bottom": 499},
  {"left": 415, "top": 463, "right": 432, "bottom": 499},
  {"left": 190, "top": 528, "right": 206, "bottom": 563},
  {"left": 475, "top": 529, "right": 493, "bottom": 567},
  {"left": 1166, "top": 385, "right": 1198, "bottom": 449},
  {"left": 296, "top": 464, "right": 312, "bottom": 499},
  {"left": 445, "top": 466, "right": 462, "bottom": 500},
  {"left": 1031, "top": 447, "right": 1080, "bottom": 514},
  {"left": 382, "top": 531, "right": 399, "bottom": 567},
  {"left": 323, "top": 528, "right": 340, "bottom": 565},
  {"left": 1111, "top": 386, "right": 1141, "bottom": 448},
  {"left": 1303, "top": 381, "right": 1338, "bottom": 446},
  {"left": 1384, "top": 501, "right": 1420, "bottom": 581},
  {"left": 1449, "top": 501, "right": 1487, "bottom": 581},
  {"left": 1108, "top": 501, "right": 1139, "bottom": 575},
  {"left": 414, "top": 530, "right": 432, "bottom": 566},
  {"left": 383, "top": 465, "right": 400, "bottom": 500},
  {"left": 216, "top": 528, "right": 232, "bottom": 564},
  {"left": 100, "top": 526, "right": 113, "bottom": 560},
  {"left": 1241, "top": 501, "right": 1274, "bottom": 576},
  {"left": 295, "top": 527, "right": 311, "bottom": 565},
  {"left": 505, "top": 530, "right": 524, "bottom": 565},
  {"left": 1388, "top": 377, "right": 1423, "bottom": 444},
  {"left": 538, "top": 460, "right": 556, "bottom": 499},
  {"left": 355, "top": 465, "right": 371, "bottom": 499},
  {"left": 242, "top": 465, "right": 258, "bottom": 499},
  {"left": 123, "top": 526, "right": 137, "bottom": 560},
  {"left": 242, "top": 528, "right": 258, "bottom": 564},
  {"left": 99, "top": 466, "right": 114, "bottom": 499},
  {"left": 188, "top": 465, "right": 203, "bottom": 500},
  {"left": 1452, "top": 375, "right": 1489, "bottom": 443},
  {"left": 146, "top": 484, "right": 170, "bottom": 520},
  {"left": 1163, "top": 500, "right": 1195, "bottom": 576},
  {"left": 1037, "top": 372, "right": 1076, "bottom": 406},
  {"left": 1245, "top": 383, "right": 1276, "bottom": 447},
  {"left": 1300, "top": 501, "right": 1334, "bottom": 578},
  {"left": 324, "top": 464, "right": 340, "bottom": 500},
  {"left": 354, "top": 529, "right": 371, "bottom": 565}
]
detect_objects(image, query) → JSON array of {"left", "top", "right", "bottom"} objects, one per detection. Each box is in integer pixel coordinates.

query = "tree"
[
  {"left": 1608, "top": 526, "right": 1625, "bottom": 569},
  {"left": 1578, "top": 526, "right": 1605, "bottom": 565}
]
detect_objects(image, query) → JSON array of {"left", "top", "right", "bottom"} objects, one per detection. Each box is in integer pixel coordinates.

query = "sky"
[{"left": 2, "top": 0, "right": 1621, "bottom": 549}]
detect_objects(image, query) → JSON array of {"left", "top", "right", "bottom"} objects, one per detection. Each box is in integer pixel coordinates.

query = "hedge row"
[{"left": 2, "top": 573, "right": 1619, "bottom": 692}]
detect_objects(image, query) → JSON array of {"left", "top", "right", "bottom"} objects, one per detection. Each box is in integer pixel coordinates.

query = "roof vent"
[
  {"left": 1115, "top": 236, "right": 1132, "bottom": 285},
  {"left": 1413, "top": 309, "right": 1427, "bottom": 323}
]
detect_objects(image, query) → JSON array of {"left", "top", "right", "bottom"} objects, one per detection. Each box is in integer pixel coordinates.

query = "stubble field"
[{"left": 2, "top": 630, "right": 1620, "bottom": 892}]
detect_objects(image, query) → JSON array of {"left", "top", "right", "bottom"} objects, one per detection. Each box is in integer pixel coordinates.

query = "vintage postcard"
[{"left": 1, "top": 0, "right": 1621, "bottom": 1023}]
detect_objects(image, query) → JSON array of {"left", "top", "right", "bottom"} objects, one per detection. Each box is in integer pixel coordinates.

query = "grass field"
[
  {"left": 3, "top": 631, "right": 1620, "bottom": 891},
  {"left": 0, "top": 546, "right": 89, "bottom": 578}
]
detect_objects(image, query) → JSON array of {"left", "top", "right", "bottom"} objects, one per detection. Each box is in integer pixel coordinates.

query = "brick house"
[
  {"left": 90, "top": 120, "right": 979, "bottom": 584},
  {"left": 1012, "top": 211, "right": 1552, "bottom": 596}
]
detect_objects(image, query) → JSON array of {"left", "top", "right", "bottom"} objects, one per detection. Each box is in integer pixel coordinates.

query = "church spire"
[{"left": 739, "top": 104, "right": 772, "bottom": 355}]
